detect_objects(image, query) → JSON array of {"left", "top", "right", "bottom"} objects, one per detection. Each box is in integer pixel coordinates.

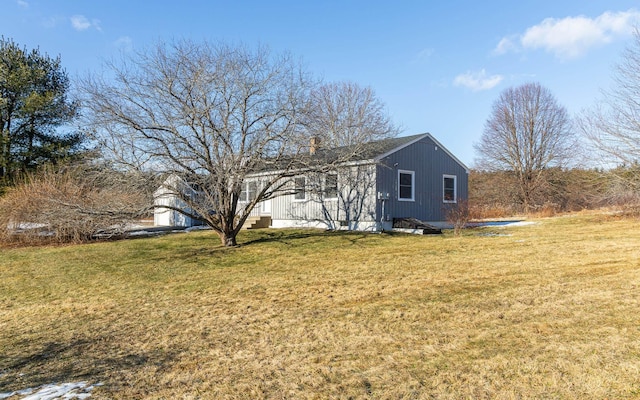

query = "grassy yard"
[{"left": 1, "top": 213, "right": 640, "bottom": 399}]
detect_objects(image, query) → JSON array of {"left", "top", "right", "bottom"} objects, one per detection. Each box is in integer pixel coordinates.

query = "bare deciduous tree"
[
  {"left": 474, "top": 82, "right": 573, "bottom": 211},
  {"left": 80, "top": 41, "right": 399, "bottom": 246},
  {"left": 302, "top": 82, "right": 400, "bottom": 147},
  {"left": 81, "top": 40, "right": 315, "bottom": 246},
  {"left": 579, "top": 28, "right": 640, "bottom": 191}
]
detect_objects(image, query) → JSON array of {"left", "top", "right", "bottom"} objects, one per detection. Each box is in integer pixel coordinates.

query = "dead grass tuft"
[{"left": 470, "top": 204, "right": 515, "bottom": 220}]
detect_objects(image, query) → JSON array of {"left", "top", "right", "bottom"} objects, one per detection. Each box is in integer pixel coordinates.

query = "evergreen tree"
[{"left": 0, "top": 37, "right": 82, "bottom": 184}]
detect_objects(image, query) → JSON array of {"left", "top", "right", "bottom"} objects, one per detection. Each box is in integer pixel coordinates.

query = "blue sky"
[{"left": 4, "top": 0, "right": 640, "bottom": 166}]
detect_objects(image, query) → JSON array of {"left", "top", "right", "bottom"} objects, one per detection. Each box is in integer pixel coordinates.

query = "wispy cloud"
[
  {"left": 416, "top": 48, "right": 435, "bottom": 61},
  {"left": 494, "top": 9, "right": 640, "bottom": 60},
  {"left": 17, "top": 0, "right": 28, "bottom": 8},
  {"left": 453, "top": 69, "right": 503, "bottom": 91},
  {"left": 70, "top": 14, "right": 102, "bottom": 32},
  {"left": 114, "top": 36, "right": 133, "bottom": 52},
  {"left": 42, "top": 15, "right": 64, "bottom": 29},
  {"left": 493, "top": 36, "right": 518, "bottom": 55}
]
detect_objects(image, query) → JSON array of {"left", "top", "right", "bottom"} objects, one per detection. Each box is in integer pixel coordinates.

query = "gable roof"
[
  {"left": 321, "top": 132, "right": 468, "bottom": 172},
  {"left": 307, "top": 133, "right": 426, "bottom": 164},
  {"left": 250, "top": 132, "right": 468, "bottom": 174},
  {"left": 373, "top": 132, "right": 469, "bottom": 173}
]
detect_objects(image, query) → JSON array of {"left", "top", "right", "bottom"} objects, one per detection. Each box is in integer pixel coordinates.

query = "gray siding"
[
  {"left": 270, "top": 166, "right": 378, "bottom": 230},
  {"left": 256, "top": 134, "right": 468, "bottom": 230},
  {"left": 375, "top": 136, "right": 468, "bottom": 222}
]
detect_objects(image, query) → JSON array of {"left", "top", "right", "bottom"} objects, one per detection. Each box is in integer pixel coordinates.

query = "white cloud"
[
  {"left": 70, "top": 15, "right": 102, "bottom": 32},
  {"left": 17, "top": 0, "right": 28, "bottom": 8},
  {"left": 453, "top": 69, "right": 503, "bottom": 91},
  {"left": 494, "top": 9, "right": 640, "bottom": 60},
  {"left": 71, "top": 15, "right": 90, "bottom": 30}
]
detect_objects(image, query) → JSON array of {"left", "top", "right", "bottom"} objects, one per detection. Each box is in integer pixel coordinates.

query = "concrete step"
[{"left": 243, "top": 216, "right": 272, "bottom": 230}]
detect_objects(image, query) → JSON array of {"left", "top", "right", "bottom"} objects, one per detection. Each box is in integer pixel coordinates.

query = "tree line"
[{"left": 472, "top": 28, "right": 640, "bottom": 216}]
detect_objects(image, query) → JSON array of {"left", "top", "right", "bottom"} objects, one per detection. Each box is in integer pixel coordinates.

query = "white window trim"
[
  {"left": 398, "top": 169, "right": 415, "bottom": 202},
  {"left": 443, "top": 174, "right": 457, "bottom": 203},
  {"left": 293, "top": 176, "right": 306, "bottom": 201}
]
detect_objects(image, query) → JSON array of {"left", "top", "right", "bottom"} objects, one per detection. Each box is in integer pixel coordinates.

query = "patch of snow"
[
  {"left": 127, "top": 230, "right": 152, "bottom": 237},
  {"left": 475, "top": 220, "right": 537, "bottom": 228},
  {"left": 504, "top": 221, "right": 537, "bottom": 227},
  {"left": 392, "top": 228, "right": 426, "bottom": 235},
  {"left": 184, "top": 225, "right": 210, "bottom": 232},
  {"left": 11, "top": 223, "right": 48, "bottom": 230},
  {"left": 0, "top": 382, "right": 101, "bottom": 400},
  {"left": 0, "top": 387, "right": 33, "bottom": 399}
]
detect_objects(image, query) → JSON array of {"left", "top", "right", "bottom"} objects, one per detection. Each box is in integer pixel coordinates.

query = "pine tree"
[{"left": 0, "top": 37, "right": 82, "bottom": 184}]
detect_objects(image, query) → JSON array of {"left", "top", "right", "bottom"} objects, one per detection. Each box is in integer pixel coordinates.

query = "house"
[
  {"left": 251, "top": 132, "right": 468, "bottom": 230},
  {"left": 154, "top": 133, "right": 468, "bottom": 231}
]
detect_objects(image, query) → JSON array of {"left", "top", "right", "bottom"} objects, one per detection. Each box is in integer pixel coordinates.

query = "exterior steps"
[{"left": 243, "top": 216, "right": 272, "bottom": 230}]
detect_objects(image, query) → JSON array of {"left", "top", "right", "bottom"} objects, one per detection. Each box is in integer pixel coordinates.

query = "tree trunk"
[
  {"left": 0, "top": 125, "right": 9, "bottom": 181},
  {"left": 220, "top": 231, "right": 238, "bottom": 247}
]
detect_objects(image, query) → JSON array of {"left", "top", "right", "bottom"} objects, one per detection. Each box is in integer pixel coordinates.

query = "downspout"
[{"left": 380, "top": 198, "right": 386, "bottom": 232}]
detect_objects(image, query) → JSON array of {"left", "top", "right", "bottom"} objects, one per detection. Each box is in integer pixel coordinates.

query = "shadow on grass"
[
  {"left": 240, "top": 229, "right": 374, "bottom": 247},
  {"left": 0, "top": 337, "right": 180, "bottom": 395}
]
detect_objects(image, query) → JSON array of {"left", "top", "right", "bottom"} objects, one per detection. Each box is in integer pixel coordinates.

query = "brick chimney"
[{"left": 309, "top": 136, "right": 320, "bottom": 155}]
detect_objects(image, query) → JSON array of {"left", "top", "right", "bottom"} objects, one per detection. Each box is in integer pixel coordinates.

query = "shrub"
[
  {"left": 0, "top": 164, "right": 153, "bottom": 245},
  {"left": 445, "top": 199, "right": 476, "bottom": 236}
]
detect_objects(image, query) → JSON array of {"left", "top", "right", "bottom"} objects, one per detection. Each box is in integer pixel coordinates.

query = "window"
[
  {"left": 239, "top": 184, "right": 247, "bottom": 202},
  {"left": 294, "top": 176, "right": 306, "bottom": 200},
  {"left": 247, "top": 181, "right": 257, "bottom": 202},
  {"left": 443, "top": 175, "right": 456, "bottom": 203},
  {"left": 239, "top": 181, "right": 258, "bottom": 202},
  {"left": 398, "top": 170, "right": 414, "bottom": 201},
  {"left": 324, "top": 173, "right": 338, "bottom": 199}
]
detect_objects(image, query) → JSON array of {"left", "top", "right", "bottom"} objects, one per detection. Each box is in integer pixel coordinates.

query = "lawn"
[{"left": 1, "top": 213, "right": 640, "bottom": 399}]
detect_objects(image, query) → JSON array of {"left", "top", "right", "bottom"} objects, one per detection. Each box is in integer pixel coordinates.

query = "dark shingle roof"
[
  {"left": 350, "top": 133, "right": 427, "bottom": 160},
  {"left": 250, "top": 133, "right": 431, "bottom": 174},
  {"left": 309, "top": 133, "right": 428, "bottom": 163}
]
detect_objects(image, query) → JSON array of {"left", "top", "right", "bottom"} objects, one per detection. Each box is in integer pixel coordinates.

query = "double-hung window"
[
  {"left": 247, "top": 181, "right": 257, "bottom": 202},
  {"left": 294, "top": 176, "right": 306, "bottom": 200},
  {"left": 324, "top": 173, "right": 338, "bottom": 199},
  {"left": 398, "top": 170, "right": 415, "bottom": 201},
  {"left": 443, "top": 175, "right": 457, "bottom": 203},
  {"left": 239, "top": 181, "right": 258, "bottom": 202}
]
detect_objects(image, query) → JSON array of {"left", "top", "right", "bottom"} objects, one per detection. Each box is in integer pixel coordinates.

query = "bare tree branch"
[{"left": 579, "top": 27, "right": 640, "bottom": 190}]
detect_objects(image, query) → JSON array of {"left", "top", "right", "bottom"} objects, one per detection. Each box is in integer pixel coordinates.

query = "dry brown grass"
[
  {"left": 469, "top": 204, "right": 516, "bottom": 220},
  {"left": 1, "top": 213, "right": 640, "bottom": 398}
]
